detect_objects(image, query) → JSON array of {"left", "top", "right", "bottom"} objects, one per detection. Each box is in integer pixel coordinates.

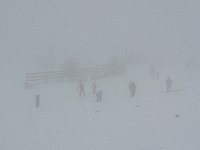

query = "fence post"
[
  {"left": 62, "top": 70, "right": 66, "bottom": 82},
  {"left": 84, "top": 66, "right": 88, "bottom": 81},
  {"left": 36, "top": 95, "right": 40, "bottom": 107},
  {"left": 44, "top": 71, "right": 48, "bottom": 83},
  {"left": 24, "top": 74, "right": 29, "bottom": 89}
]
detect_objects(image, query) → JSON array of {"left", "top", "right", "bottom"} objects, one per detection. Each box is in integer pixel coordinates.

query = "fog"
[
  {"left": 1, "top": 0, "right": 200, "bottom": 68},
  {"left": 1, "top": 1, "right": 200, "bottom": 150}
]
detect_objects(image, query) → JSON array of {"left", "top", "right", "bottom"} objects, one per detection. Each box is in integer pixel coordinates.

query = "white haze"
[
  {"left": 1, "top": 0, "right": 200, "bottom": 68},
  {"left": 1, "top": 0, "right": 200, "bottom": 150}
]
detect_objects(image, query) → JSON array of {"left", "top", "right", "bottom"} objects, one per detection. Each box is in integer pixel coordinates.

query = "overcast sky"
[{"left": 1, "top": 0, "right": 200, "bottom": 65}]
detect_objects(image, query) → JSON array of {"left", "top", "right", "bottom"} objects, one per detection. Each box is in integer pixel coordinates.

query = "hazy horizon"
[{"left": 1, "top": 0, "right": 200, "bottom": 67}]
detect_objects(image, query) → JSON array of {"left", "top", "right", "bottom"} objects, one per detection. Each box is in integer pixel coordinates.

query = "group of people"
[
  {"left": 128, "top": 76, "right": 173, "bottom": 97},
  {"left": 151, "top": 66, "right": 173, "bottom": 92},
  {"left": 77, "top": 81, "right": 103, "bottom": 102},
  {"left": 77, "top": 75, "right": 173, "bottom": 102}
]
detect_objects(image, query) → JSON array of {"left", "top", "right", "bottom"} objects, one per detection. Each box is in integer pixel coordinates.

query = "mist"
[
  {"left": 1, "top": 0, "right": 200, "bottom": 150},
  {"left": 1, "top": 0, "right": 200, "bottom": 68}
]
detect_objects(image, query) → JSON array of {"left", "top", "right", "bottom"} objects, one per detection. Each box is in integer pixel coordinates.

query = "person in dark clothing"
[
  {"left": 78, "top": 80, "right": 85, "bottom": 97},
  {"left": 129, "top": 81, "right": 136, "bottom": 97},
  {"left": 92, "top": 82, "right": 97, "bottom": 95},
  {"left": 166, "top": 77, "right": 173, "bottom": 92},
  {"left": 96, "top": 90, "right": 103, "bottom": 102}
]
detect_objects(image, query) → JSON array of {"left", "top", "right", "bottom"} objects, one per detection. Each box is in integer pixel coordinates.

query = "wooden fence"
[{"left": 25, "top": 64, "right": 125, "bottom": 88}]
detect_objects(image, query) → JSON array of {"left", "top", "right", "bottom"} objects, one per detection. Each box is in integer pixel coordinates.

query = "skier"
[
  {"left": 166, "top": 77, "right": 173, "bottom": 92},
  {"left": 129, "top": 81, "right": 136, "bottom": 97},
  {"left": 92, "top": 82, "right": 97, "bottom": 95},
  {"left": 78, "top": 80, "right": 85, "bottom": 97},
  {"left": 96, "top": 90, "right": 103, "bottom": 102}
]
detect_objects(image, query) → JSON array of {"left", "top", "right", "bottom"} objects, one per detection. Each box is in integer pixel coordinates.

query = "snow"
[{"left": 0, "top": 65, "right": 200, "bottom": 150}]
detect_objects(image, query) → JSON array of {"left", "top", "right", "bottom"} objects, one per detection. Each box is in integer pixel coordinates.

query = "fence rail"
[{"left": 25, "top": 64, "right": 125, "bottom": 89}]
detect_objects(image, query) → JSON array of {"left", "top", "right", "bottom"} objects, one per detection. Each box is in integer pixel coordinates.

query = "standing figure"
[
  {"left": 78, "top": 80, "right": 85, "bottom": 97},
  {"left": 156, "top": 71, "right": 160, "bottom": 79},
  {"left": 96, "top": 90, "right": 103, "bottom": 102},
  {"left": 166, "top": 77, "right": 173, "bottom": 92},
  {"left": 150, "top": 65, "right": 156, "bottom": 77},
  {"left": 92, "top": 82, "right": 97, "bottom": 95},
  {"left": 129, "top": 81, "right": 136, "bottom": 97}
]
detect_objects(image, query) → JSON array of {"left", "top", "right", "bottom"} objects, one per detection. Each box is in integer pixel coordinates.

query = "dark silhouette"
[
  {"left": 150, "top": 65, "right": 156, "bottom": 77},
  {"left": 96, "top": 90, "right": 103, "bottom": 102},
  {"left": 78, "top": 80, "right": 85, "bottom": 97},
  {"left": 129, "top": 81, "right": 136, "bottom": 97},
  {"left": 166, "top": 77, "right": 173, "bottom": 92},
  {"left": 36, "top": 95, "right": 40, "bottom": 108}
]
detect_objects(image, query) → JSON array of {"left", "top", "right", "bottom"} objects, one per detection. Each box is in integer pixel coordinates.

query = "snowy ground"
[{"left": 1, "top": 65, "right": 200, "bottom": 150}]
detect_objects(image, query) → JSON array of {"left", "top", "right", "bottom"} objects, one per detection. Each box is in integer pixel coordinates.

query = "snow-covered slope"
[{"left": 0, "top": 65, "right": 200, "bottom": 150}]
